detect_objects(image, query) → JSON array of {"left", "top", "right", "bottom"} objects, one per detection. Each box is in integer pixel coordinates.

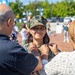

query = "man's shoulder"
[
  {"left": 6, "top": 40, "right": 23, "bottom": 49},
  {"left": 8, "top": 41, "right": 29, "bottom": 54}
]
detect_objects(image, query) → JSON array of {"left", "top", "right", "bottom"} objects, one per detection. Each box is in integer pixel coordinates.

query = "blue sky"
[{"left": 8, "top": 0, "right": 62, "bottom": 5}]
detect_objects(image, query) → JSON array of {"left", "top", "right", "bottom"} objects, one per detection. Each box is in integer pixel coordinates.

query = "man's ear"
[{"left": 7, "top": 18, "right": 12, "bottom": 27}]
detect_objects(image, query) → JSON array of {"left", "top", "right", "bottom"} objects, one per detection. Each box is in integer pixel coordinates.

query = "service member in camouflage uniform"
[{"left": 25, "top": 15, "right": 61, "bottom": 75}]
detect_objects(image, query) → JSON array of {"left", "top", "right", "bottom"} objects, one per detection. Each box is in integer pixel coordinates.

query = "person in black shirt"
[{"left": 0, "top": 4, "right": 42, "bottom": 75}]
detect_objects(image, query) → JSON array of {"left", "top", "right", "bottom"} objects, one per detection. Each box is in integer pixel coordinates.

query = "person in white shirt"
[
  {"left": 20, "top": 23, "right": 29, "bottom": 47},
  {"left": 44, "top": 20, "right": 75, "bottom": 75}
]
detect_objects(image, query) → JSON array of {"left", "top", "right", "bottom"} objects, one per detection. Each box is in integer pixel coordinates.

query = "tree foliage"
[
  {"left": 9, "top": 0, "right": 75, "bottom": 18},
  {"left": 9, "top": 0, "right": 23, "bottom": 18}
]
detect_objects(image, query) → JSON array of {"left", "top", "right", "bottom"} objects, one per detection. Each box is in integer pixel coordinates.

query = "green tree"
[
  {"left": 52, "top": 2, "right": 68, "bottom": 17},
  {"left": 9, "top": 0, "right": 75, "bottom": 18},
  {"left": 52, "top": 0, "right": 75, "bottom": 17},
  {"left": 42, "top": 0, "right": 50, "bottom": 18},
  {"left": 9, "top": 0, "right": 23, "bottom": 18}
]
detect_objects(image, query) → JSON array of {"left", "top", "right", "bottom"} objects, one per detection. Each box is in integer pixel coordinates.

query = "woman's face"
[{"left": 30, "top": 25, "right": 46, "bottom": 40}]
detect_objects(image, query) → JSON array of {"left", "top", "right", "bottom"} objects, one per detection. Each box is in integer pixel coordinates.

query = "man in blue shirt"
[{"left": 0, "top": 4, "right": 42, "bottom": 75}]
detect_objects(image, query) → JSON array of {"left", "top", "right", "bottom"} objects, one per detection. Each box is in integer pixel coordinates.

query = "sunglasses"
[{"left": 31, "top": 26, "right": 46, "bottom": 30}]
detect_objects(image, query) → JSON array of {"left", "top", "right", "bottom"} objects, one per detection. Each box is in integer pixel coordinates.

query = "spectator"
[
  {"left": 46, "top": 20, "right": 54, "bottom": 36},
  {"left": 11, "top": 21, "right": 19, "bottom": 42},
  {"left": 45, "top": 20, "right": 75, "bottom": 75},
  {"left": 0, "top": 4, "right": 42, "bottom": 75},
  {"left": 20, "top": 22, "right": 29, "bottom": 47},
  {"left": 63, "top": 23, "right": 69, "bottom": 42}
]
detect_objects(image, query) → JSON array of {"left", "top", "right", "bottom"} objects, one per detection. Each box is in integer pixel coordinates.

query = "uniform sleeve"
[{"left": 45, "top": 52, "right": 68, "bottom": 75}]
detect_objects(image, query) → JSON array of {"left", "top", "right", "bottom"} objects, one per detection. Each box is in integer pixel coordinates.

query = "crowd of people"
[{"left": 0, "top": 4, "right": 75, "bottom": 75}]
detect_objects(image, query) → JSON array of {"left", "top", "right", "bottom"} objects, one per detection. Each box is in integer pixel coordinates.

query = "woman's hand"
[
  {"left": 40, "top": 44, "right": 49, "bottom": 60},
  {"left": 48, "top": 43, "right": 58, "bottom": 55},
  {"left": 28, "top": 42, "right": 38, "bottom": 52},
  {"left": 40, "top": 44, "right": 49, "bottom": 54},
  {"left": 28, "top": 43, "right": 42, "bottom": 72}
]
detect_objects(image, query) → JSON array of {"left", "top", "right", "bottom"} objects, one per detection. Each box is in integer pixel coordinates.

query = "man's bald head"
[{"left": 0, "top": 4, "right": 14, "bottom": 25}]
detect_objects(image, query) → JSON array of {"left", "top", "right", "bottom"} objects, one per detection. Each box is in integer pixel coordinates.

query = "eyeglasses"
[{"left": 31, "top": 26, "right": 46, "bottom": 30}]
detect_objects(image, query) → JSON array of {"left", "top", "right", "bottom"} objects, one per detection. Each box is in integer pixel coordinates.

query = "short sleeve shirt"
[
  {"left": 0, "top": 34, "right": 38, "bottom": 75},
  {"left": 45, "top": 51, "right": 75, "bottom": 75},
  {"left": 20, "top": 28, "right": 28, "bottom": 40}
]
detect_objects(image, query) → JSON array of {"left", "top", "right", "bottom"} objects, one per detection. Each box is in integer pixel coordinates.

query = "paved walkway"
[
  {"left": 49, "top": 32, "right": 73, "bottom": 52},
  {"left": 17, "top": 31, "right": 73, "bottom": 52}
]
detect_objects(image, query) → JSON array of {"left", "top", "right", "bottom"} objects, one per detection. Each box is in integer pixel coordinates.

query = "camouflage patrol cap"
[{"left": 30, "top": 15, "right": 47, "bottom": 28}]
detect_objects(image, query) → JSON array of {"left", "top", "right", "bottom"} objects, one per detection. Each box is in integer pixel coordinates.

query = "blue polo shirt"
[{"left": 0, "top": 34, "right": 38, "bottom": 75}]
